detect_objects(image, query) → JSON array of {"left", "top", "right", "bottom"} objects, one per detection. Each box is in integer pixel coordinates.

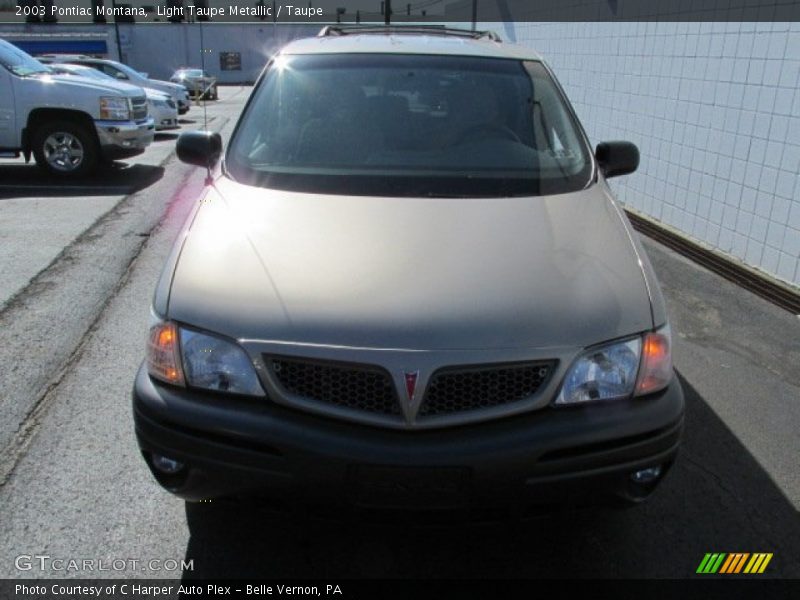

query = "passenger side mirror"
[
  {"left": 595, "top": 141, "right": 639, "bottom": 178},
  {"left": 177, "top": 131, "right": 223, "bottom": 169}
]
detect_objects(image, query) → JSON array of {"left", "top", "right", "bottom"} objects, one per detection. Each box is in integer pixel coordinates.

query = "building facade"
[{"left": 509, "top": 21, "right": 800, "bottom": 287}]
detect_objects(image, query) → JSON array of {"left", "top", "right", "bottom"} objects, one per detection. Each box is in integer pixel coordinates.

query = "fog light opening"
[
  {"left": 630, "top": 465, "right": 662, "bottom": 484},
  {"left": 152, "top": 453, "right": 185, "bottom": 475}
]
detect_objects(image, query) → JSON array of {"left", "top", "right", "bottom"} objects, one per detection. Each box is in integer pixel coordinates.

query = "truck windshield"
[
  {"left": 226, "top": 54, "right": 593, "bottom": 197},
  {"left": 0, "top": 40, "right": 50, "bottom": 77}
]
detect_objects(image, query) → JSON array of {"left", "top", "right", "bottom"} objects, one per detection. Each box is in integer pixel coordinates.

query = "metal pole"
[
  {"left": 384, "top": 0, "right": 390, "bottom": 25},
  {"left": 471, "top": 0, "right": 477, "bottom": 31},
  {"left": 111, "top": 0, "right": 123, "bottom": 60}
]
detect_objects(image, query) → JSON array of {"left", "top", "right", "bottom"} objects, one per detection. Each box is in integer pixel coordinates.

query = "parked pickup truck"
[{"left": 0, "top": 39, "right": 155, "bottom": 177}]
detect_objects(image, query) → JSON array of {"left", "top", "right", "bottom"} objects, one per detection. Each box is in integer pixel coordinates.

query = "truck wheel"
[{"left": 32, "top": 121, "right": 98, "bottom": 177}]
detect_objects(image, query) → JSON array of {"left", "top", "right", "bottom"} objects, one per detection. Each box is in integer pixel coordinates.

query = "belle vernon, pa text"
[
  {"left": 30, "top": 4, "right": 324, "bottom": 19},
  {"left": 16, "top": 584, "right": 344, "bottom": 597}
]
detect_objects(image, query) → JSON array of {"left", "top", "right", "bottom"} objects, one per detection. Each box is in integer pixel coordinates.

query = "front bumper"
[
  {"left": 186, "top": 81, "right": 217, "bottom": 98},
  {"left": 177, "top": 94, "right": 191, "bottom": 114},
  {"left": 155, "top": 118, "right": 179, "bottom": 131},
  {"left": 95, "top": 118, "right": 155, "bottom": 160},
  {"left": 150, "top": 105, "right": 179, "bottom": 130},
  {"left": 132, "top": 364, "right": 684, "bottom": 509}
]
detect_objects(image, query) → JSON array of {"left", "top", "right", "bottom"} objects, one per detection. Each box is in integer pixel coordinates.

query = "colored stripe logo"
[{"left": 696, "top": 553, "right": 773, "bottom": 574}]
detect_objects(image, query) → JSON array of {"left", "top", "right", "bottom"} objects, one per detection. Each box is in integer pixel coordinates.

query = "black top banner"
[{"left": 3, "top": 0, "right": 800, "bottom": 24}]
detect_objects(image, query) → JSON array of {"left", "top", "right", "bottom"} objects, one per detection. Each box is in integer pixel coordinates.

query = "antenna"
[{"left": 198, "top": 19, "right": 212, "bottom": 185}]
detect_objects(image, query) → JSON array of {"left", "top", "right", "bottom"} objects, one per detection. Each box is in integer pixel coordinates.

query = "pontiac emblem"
[{"left": 404, "top": 371, "right": 419, "bottom": 401}]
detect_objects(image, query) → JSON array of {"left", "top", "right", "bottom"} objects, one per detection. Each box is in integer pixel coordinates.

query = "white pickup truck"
[{"left": 0, "top": 39, "right": 155, "bottom": 177}]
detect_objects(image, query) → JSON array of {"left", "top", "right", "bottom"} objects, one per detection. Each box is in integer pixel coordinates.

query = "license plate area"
[{"left": 351, "top": 465, "right": 471, "bottom": 509}]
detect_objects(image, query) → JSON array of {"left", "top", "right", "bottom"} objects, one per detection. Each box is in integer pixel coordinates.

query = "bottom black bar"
[{"left": 2, "top": 579, "right": 799, "bottom": 600}]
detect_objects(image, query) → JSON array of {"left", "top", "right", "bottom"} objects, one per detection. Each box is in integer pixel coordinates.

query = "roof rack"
[{"left": 317, "top": 25, "right": 502, "bottom": 43}]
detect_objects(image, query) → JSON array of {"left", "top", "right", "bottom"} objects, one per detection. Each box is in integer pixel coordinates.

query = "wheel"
[
  {"left": 211, "top": 86, "right": 218, "bottom": 101},
  {"left": 32, "top": 120, "right": 98, "bottom": 177}
]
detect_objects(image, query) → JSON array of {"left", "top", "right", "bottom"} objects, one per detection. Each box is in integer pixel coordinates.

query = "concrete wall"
[
  {"left": 0, "top": 22, "right": 319, "bottom": 82},
  {"left": 119, "top": 23, "right": 319, "bottom": 83},
  {"left": 0, "top": 23, "right": 122, "bottom": 60},
  {"left": 509, "top": 22, "right": 800, "bottom": 287}
]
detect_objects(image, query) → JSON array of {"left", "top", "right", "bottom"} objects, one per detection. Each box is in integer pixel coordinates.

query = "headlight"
[
  {"left": 556, "top": 337, "right": 641, "bottom": 405},
  {"left": 150, "top": 97, "right": 168, "bottom": 108},
  {"left": 99, "top": 96, "right": 131, "bottom": 120},
  {"left": 555, "top": 326, "right": 672, "bottom": 405},
  {"left": 146, "top": 321, "right": 265, "bottom": 396},
  {"left": 180, "top": 328, "right": 265, "bottom": 396}
]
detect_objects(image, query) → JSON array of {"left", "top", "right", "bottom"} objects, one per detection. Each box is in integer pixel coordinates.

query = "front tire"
[{"left": 33, "top": 120, "right": 99, "bottom": 177}]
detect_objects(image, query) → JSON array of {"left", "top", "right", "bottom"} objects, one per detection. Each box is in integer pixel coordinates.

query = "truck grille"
[
  {"left": 418, "top": 361, "right": 554, "bottom": 417},
  {"left": 268, "top": 357, "right": 401, "bottom": 416},
  {"left": 131, "top": 96, "right": 148, "bottom": 121}
]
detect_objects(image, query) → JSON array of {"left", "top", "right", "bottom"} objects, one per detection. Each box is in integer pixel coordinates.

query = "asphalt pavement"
[
  {"left": 0, "top": 86, "right": 798, "bottom": 579},
  {"left": 0, "top": 91, "right": 244, "bottom": 478}
]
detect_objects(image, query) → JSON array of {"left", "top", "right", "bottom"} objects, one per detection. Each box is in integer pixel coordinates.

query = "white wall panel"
[{"left": 510, "top": 22, "right": 800, "bottom": 285}]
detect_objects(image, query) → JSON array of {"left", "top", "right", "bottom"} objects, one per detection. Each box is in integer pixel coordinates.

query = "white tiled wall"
[{"left": 511, "top": 22, "right": 800, "bottom": 286}]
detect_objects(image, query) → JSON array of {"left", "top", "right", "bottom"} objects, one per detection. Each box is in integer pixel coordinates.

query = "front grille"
[
  {"left": 418, "top": 361, "right": 554, "bottom": 418},
  {"left": 268, "top": 357, "right": 400, "bottom": 416},
  {"left": 131, "top": 96, "right": 148, "bottom": 121},
  {"left": 167, "top": 99, "right": 176, "bottom": 109}
]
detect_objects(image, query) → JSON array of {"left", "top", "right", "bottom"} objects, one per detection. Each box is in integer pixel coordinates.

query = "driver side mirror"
[
  {"left": 595, "top": 141, "right": 639, "bottom": 178},
  {"left": 177, "top": 131, "right": 223, "bottom": 169}
]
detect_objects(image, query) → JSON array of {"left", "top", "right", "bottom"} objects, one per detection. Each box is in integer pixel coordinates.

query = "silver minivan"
[{"left": 134, "top": 26, "right": 684, "bottom": 511}]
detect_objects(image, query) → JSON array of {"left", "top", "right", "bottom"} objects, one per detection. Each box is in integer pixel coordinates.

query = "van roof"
[{"left": 280, "top": 27, "right": 542, "bottom": 62}]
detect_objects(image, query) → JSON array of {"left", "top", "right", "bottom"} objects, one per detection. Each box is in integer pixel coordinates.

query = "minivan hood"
[{"left": 167, "top": 178, "right": 653, "bottom": 350}]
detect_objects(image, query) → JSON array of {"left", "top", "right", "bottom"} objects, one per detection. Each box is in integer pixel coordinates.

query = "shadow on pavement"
[
  {"left": 0, "top": 163, "right": 165, "bottom": 198},
  {"left": 154, "top": 133, "right": 180, "bottom": 142},
  {"left": 181, "top": 374, "right": 800, "bottom": 578}
]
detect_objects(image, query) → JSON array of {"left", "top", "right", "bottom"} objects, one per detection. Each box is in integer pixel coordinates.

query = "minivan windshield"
[
  {"left": 0, "top": 40, "right": 50, "bottom": 77},
  {"left": 227, "top": 54, "right": 593, "bottom": 197}
]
